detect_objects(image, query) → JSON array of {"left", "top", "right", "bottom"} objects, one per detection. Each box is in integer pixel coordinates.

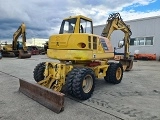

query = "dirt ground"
[{"left": 0, "top": 55, "right": 160, "bottom": 120}]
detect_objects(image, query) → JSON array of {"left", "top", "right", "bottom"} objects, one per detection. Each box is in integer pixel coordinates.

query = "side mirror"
[{"left": 118, "top": 40, "right": 124, "bottom": 48}]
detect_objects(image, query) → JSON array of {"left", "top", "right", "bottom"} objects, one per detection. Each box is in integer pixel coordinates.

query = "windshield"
[{"left": 59, "top": 18, "right": 77, "bottom": 34}]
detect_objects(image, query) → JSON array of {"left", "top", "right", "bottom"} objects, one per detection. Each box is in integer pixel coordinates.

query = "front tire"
[
  {"left": 33, "top": 62, "right": 45, "bottom": 82},
  {"left": 66, "top": 67, "right": 95, "bottom": 100}
]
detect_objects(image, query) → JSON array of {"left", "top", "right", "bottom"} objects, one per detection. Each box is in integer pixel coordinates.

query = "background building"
[
  {"left": 93, "top": 15, "right": 160, "bottom": 60},
  {"left": 26, "top": 38, "right": 48, "bottom": 47}
]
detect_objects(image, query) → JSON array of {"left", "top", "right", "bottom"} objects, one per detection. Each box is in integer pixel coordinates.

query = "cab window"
[
  {"left": 59, "top": 18, "right": 77, "bottom": 34},
  {"left": 80, "top": 19, "right": 92, "bottom": 34}
]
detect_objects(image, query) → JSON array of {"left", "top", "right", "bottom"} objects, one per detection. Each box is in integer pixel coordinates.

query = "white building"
[
  {"left": 26, "top": 38, "right": 48, "bottom": 47},
  {"left": 93, "top": 15, "right": 160, "bottom": 60}
]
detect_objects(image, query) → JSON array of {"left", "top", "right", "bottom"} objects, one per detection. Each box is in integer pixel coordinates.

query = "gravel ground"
[{"left": 0, "top": 55, "right": 160, "bottom": 120}]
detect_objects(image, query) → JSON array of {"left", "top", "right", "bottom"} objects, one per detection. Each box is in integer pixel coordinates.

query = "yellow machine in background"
[
  {"left": 19, "top": 13, "right": 133, "bottom": 113},
  {"left": 1, "top": 23, "right": 31, "bottom": 58}
]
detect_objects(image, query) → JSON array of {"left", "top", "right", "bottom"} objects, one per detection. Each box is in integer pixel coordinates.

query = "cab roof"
[{"left": 63, "top": 15, "right": 92, "bottom": 22}]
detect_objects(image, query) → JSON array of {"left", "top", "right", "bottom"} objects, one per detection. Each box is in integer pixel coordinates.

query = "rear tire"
[
  {"left": 104, "top": 63, "right": 114, "bottom": 83},
  {"left": 66, "top": 67, "right": 95, "bottom": 100},
  {"left": 33, "top": 62, "right": 45, "bottom": 82},
  {"left": 104, "top": 63, "right": 123, "bottom": 84}
]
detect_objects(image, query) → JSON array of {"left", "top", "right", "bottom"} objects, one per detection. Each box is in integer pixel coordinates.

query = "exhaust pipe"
[{"left": 19, "top": 79, "right": 65, "bottom": 113}]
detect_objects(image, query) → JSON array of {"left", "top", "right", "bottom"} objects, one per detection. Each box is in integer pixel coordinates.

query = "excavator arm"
[
  {"left": 101, "top": 13, "right": 132, "bottom": 59},
  {"left": 12, "top": 23, "right": 27, "bottom": 51}
]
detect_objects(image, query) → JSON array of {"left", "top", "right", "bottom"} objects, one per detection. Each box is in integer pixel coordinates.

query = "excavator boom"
[
  {"left": 101, "top": 13, "right": 132, "bottom": 59},
  {"left": 13, "top": 23, "right": 27, "bottom": 51},
  {"left": 101, "top": 13, "right": 133, "bottom": 71}
]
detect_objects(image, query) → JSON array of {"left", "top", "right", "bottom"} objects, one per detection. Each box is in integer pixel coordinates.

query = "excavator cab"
[
  {"left": 17, "top": 41, "right": 23, "bottom": 50},
  {"left": 59, "top": 15, "right": 93, "bottom": 34}
]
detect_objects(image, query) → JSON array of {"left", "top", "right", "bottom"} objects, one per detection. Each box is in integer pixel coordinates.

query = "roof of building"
[
  {"left": 94, "top": 15, "right": 160, "bottom": 28},
  {"left": 126, "top": 15, "right": 160, "bottom": 23}
]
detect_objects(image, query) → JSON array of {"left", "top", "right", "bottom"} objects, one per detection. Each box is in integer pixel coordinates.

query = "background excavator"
[
  {"left": 19, "top": 13, "right": 133, "bottom": 113},
  {"left": 1, "top": 23, "right": 31, "bottom": 58}
]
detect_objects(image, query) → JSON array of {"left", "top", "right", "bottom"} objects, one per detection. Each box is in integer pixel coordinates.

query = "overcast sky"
[{"left": 0, "top": 0, "right": 160, "bottom": 41}]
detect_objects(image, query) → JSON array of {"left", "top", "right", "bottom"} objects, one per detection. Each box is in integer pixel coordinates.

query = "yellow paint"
[{"left": 47, "top": 49, "right": 114, "bottom": 61}]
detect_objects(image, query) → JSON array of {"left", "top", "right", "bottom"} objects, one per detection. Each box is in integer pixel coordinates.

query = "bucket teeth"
[{"left": 19, "top": 79, "right": 65, "bottom": 113}]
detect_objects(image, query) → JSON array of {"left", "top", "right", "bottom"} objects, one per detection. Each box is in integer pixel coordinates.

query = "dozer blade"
[
  {"left": 19, "top": 79, "right": 65, "bottom": 113},
  {"left": 18, "top": 50, "right": 31, "bottom": 59}
]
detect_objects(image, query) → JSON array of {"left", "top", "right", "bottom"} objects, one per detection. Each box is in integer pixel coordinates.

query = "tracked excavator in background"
[
  {"left": 1, "top": 23, "right": 31, "bottom": 58},
  {"left": 19, "top": 13, "right": 133, "bottom": 113}
]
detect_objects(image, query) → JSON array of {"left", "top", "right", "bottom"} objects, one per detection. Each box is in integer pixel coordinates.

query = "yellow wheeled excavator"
[
  {"left": 1, "top": 23, "right": 31, "bottom": 58},
  {"left": 19, "top": 13, "right": 133, "bottom": 113}
]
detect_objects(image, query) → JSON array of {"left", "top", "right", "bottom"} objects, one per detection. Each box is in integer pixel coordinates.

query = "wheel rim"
[
  {"left": 116, "top": 67, "right": 122, "bottom": 80},
  {"left": 82, "top": 75, "right": 93, "bottom": 93}
]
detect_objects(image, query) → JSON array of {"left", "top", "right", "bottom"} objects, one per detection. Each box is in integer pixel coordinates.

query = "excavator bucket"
[
  {"left": 19, "top": 79, "right": 65, "bottom": 113},
  {"left": 18, "top": 50, "right": 31, "bottom": 59},
  {"left": 120, "top": 59, "right": 133, "bottom": 71}
]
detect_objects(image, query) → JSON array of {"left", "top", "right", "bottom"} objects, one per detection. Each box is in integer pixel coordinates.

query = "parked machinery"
[
  {"left": 1, "top": 23, "right": 31, "bottom": 58},
  {"left": 19, "top": 13, "right": 133, "bottom": 113}
]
